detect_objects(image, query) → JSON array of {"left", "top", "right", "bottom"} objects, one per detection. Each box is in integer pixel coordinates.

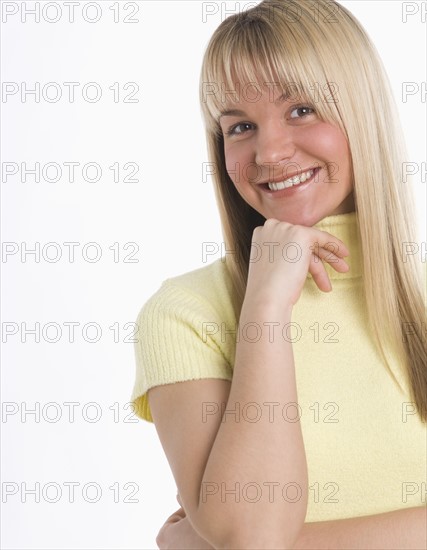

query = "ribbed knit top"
[{"left": 131, "top": 211, "right": 426, "bottom": 522}]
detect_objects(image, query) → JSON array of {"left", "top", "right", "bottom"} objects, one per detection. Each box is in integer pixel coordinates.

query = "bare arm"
[
  {"left": 149, "top": 221, "right": 349, "bottom": 549},
  {"left": 157, "top": 505, "right": 427, "bottom": 549},
  {"left": 197, "top": 299, "right": 307, "bottom": 549},
  {"left": 150, "top": 310, "right": 307, "bottom": 550},
  {"left": 294, "top": 506, "right": 427, "bottom": 550}
]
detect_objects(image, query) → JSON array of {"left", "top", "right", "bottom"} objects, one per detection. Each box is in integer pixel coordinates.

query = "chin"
[
  {"left": 272, "top": 210, "right": 326, "bottom": 227},
  {"left": 282, "top": 204, "right": 354, "bottom": 226}
]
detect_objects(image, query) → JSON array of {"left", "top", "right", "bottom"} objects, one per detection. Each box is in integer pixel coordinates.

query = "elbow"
[
  {"left": 188, "top": 482, "right": 307, "bottom": 549},
  {"left": 194, "top": 508, "right": 304, "bottom": 550},
  {"left": 217, "top": 528, "right": 300, "bottom": 550},
  {"left": 223, "top": 518, "right": 304, "bottom": 550},
  {"left": 221, "top": 532, "right": 297, "bottom": 550}
]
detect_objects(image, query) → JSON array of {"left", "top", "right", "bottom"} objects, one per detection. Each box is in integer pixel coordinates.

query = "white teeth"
[{"left": 268, "top": 169, "right": 314, "bottom": 191}]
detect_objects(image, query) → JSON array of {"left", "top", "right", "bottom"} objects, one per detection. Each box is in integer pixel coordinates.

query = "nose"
[{"left": 254, "top": 124, "right": 296, "bottom": 167}]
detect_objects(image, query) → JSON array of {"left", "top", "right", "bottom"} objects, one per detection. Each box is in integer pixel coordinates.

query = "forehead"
[
  {"left": 201, "top": 40, "right": 338, "bottom": 128},
  {"left": 208, "top": 81, "right": 309, "bottom": 117}
]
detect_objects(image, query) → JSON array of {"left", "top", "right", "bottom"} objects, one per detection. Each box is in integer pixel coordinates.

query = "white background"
[{"left": 1, "top": 1, "right": 426, "bottom": 549}]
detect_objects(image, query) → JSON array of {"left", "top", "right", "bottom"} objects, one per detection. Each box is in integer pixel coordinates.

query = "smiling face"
[{"left": 218, "top": 84, "right": 355, "bottom": 226}]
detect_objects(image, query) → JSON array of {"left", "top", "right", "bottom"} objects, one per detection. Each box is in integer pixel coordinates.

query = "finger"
[
  {"left": 309, "top": 255, "right": 332, "bottom": 292},
  {"left": 313, "top": 231, "right": 349, "bottom": 258},
  {"left": 312, "top": 244, "right": 350, "bottom": 273},
  {"left": 164, "top": 507, "right": 186, "bottom": 524}
]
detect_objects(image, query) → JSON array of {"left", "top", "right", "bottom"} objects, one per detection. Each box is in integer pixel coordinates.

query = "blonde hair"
[{"left": 199, "top": 0, "right": 427, "bottom": 420}]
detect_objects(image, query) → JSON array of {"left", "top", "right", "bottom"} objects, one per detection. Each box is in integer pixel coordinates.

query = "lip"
[
  {"left": 257, "top": 167, "right": 321, "bottom": 197},
  {"left": 261, "top": 166, "right": 320, "bottom": 186}
]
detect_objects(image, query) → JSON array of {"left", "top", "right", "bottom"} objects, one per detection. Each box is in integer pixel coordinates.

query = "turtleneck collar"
[{"left": 308, "top": 211, "right": 362, "bottom": 280}]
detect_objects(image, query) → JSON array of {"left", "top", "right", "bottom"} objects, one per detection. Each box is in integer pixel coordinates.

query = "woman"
[{"left": 131, "top": 1, "right": 427, "bottom": 548}]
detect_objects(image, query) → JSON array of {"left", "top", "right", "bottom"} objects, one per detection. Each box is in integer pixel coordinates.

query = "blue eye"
[
  {"left": 290, "top": 106, "right": 315, "bottom": 118},
  {"left": 225, "top": 122, "right": 254, "bottom": 136}
]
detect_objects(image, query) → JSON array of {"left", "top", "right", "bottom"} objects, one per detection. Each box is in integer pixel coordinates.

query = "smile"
[{"left": 268, "top": 168, "right": 316, "bottom": 191}]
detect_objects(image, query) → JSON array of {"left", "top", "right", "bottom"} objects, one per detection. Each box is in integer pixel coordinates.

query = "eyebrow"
[{"left": 219, "top": 90, "right": 292, "bottom": 119}]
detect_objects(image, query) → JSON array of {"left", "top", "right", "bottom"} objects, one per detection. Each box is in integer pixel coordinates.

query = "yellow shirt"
[{"left": 131, "top": 212, "right": 426, "bottom": 522}]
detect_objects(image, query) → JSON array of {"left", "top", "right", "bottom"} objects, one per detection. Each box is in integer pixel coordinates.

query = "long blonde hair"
[{"left": 199, "top": 0, "right": 427, "bottom": 421}]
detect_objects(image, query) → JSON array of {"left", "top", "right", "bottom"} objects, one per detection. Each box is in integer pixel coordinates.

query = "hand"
[
  {"left": 245, "top": 219, "right": 350, "bottom": 309},
  {"left": 156, "top": 494, "right": 214, "bottom": 550}
]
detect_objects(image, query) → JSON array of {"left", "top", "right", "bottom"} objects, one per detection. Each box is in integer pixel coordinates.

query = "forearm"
[
  {"left": 197, "top": 303, "right": 307, "bottom": 549},
  {"left": 180, "top": 210, "right": 351, "bottom": 548},
  {"left": 293, "top": 506, "right": 427, "bottom": 550},
  {"left": 165, "top": 506, "right": 426, "bottom": 550}
]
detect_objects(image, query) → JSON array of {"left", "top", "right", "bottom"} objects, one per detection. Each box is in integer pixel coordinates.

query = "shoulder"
[
  {"left": 131, "top": 259, "right": 236, "bottom": 422},
  {"left": 139, "top": 258, "right": 235, "bottom": 322},
  {"left": 163, "top": 258, "right": 234, "bottom": 300},
  {"left": 134, "top": 260, "right": 237, "bottom": 363}
]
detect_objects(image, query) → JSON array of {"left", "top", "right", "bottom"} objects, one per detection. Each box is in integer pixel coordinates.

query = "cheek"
[
  {"left": 224, "top": 145, "right": 238, "bottom": 180},
  {"left": 224, "top": 143, "right": 256, "bottom": 184},
  {"left": 305, "top": 123, "right": 350, "bottom": 167}
]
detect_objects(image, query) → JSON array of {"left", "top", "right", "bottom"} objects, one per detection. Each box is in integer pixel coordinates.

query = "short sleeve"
[{"left": 130, "top": 282, "right": 234, "bottom": 422}]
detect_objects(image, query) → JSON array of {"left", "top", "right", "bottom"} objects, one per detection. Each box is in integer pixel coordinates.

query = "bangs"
[{"left": 200, "top": 12, "right": 343, "bottom": 134}]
